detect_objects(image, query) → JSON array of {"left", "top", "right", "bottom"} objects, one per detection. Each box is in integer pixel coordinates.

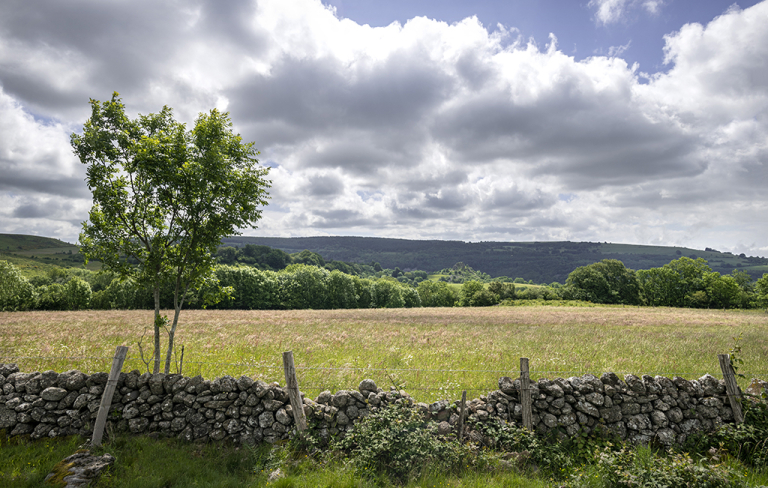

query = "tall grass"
[{"left": 1, "top": 306, "right": 766, "bottom": 403}]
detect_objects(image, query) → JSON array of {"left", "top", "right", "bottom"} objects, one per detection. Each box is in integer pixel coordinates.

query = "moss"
[{"left": 45, "top": 450, "right": 89, "bottom": 487}]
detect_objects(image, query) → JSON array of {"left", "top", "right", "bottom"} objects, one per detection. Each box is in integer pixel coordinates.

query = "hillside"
[
  {"left": 3, "top": 232, "right": 765, "bottom": 284},
  {"left": 0, "top": 233, "right": 96, "bottom": 275},
  {"left": 222, "top": 236, "right": 768, "bottom": 283}
]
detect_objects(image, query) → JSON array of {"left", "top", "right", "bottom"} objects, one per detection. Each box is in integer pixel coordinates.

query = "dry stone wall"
[{"left": 0, "top": 363, "right": 745, "bottom": 447}]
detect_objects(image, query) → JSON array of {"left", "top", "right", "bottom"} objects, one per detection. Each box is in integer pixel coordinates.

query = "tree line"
[
  {"left": 2, "top": 256, "right": 766, "bottom": 313},
  {"left": 562, "top": 257, "right": 768, "bottom": 309}
]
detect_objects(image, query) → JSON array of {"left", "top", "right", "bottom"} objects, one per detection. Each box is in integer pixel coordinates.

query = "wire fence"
[{"left": 1, "top": 352, "right": 765, "bottom": 403}]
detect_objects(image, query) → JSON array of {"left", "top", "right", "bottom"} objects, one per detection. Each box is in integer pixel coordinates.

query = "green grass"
[
  {"left": 2, "top": 307, "right": 767, "bottom": 403},
  {"left": 0, "top": 433, "right": 556, "bottom": 487}
]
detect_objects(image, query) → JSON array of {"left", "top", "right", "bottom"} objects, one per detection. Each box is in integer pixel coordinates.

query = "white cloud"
[
  {"left": 588, "top": 0, "right": 666, "bottom": 25},
  {"left": 0, "top": 0, "right": 766, "bottom": 256},
  {"left": 589, "top": 0, "right": 629, "bottom": 25}
]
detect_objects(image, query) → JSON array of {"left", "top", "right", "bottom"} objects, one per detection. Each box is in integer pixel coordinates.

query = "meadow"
[{"left": 2, "top": 305, "right": 766, "bottom": 403}]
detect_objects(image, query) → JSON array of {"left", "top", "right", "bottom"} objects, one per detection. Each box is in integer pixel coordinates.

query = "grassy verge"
[{"left": 1, "top": 307, "right": 767, "bottom": 403}]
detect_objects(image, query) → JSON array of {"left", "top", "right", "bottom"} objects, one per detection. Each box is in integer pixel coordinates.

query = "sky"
[{"left": 0, "top": 0, "right": 766, "bottom": 256}]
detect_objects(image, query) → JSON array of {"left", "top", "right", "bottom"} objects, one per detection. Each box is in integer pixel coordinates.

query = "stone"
[
  {"left": 129, "top": 417, "right": 150, "bottom": 433},
  {"left": 498, "top": 376, "right": 516, "bottom": 395},
  {"left": 45, "top": 450, "right": 115, "bottom": 488},
  {"left": 275, "top": 408, "right": 292, "bottom": 425},
  {"left": 542, "top": 413, "right": 557, "bottom": 428},
  {"left": 148, "top": 374, "right": 166, "bottom": 395},
  {"left": 258, "top": 411, "right": 275, "bottom": 429},
  {"left": 655, "top": 428, "right": 676, "bottom": 446},
  {"left": 336, "top": 410, "right": 350, "bottom": 426},
  {"left": 437, "top": 421, "right": 452, "bottom": 435},
  {"left": 359, "top": 379, "right": 378, "bottom": 393},
  {"left": 0, "top": 405, "right": 17, "bottom": 428},
  {"left": 650, "top": 410, "right": 669, "bottom": 428},
  {"left": 316, "top": 391, "right": 332, "bottom": 405},
  {"left": 626, "top": 414, "right": 651, "bottom": 431},
  {"left": 332, "top": 391, "right": 350, "bottom": 408},
  {"left": 558, "top": 412, "right": 577, "bottom": 426},
  {"left": 575, "top": 400, "right": 600, "bottom": 417}
]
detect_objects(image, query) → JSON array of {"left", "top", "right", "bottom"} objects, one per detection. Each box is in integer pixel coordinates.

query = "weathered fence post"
[
  {"left": 457, "top": 390, "right": 467, "bottom": 442},
  {"left": 520, "top": 357, "right": 533, "bottom": 431},
  {"left": 282, "top": 351, "right": 308, "bottom": 432},
  {"left": 179, "top": 345, "right": 185, "bottom": 375},
  {"left": 718, "top": 353, "right": 744, "bottom": 424},
  {"left": 92, "top": 345, "right": 128, "bottom": 446}
]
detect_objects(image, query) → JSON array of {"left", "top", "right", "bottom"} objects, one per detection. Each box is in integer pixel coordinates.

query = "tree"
[
  {"left": 65, "top": 277, "right": 92, "bottom": 310},
  {"left": 459, "top": 281, "right": 485, "bottom": 307},
  {"left": 0, "top": 260, "right": 35, "bottom": 311},
  {"left": 72, "top": 93, "right": 270, "bottom": 374},
  {"left": 564, "top": 259, "right": 641, "bottom": 305},
  {"left": 757, "top": 273, "right": 768, "bottom": 307},
  {"left": 416, "top": 281, "right": 457, "bottom": 307},
  {"left": 637, "top": 267, "right": 683, "bottom": 307}
]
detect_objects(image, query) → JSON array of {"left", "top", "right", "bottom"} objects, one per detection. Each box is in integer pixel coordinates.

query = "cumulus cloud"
[{"left": 0, "top": 0, "right": 766, "bottom": 255}]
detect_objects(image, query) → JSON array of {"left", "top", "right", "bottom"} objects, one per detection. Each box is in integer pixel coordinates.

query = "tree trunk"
[
  {"left": 163, "top": 278, "right": 188, "bottom": 374},
  {"left": 153, "top": 286, "right": 161, "bottom": 374}
]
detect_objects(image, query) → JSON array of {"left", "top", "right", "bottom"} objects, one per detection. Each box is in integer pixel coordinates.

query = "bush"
[
  {"left": 0, "top": 260, "right": 35, "bottom": 311},
  {"left": 569, "top": 445, "right": 749, "bottom": 487},
  {"left": 370, "top": 279, "right": 405, "bottom": 308},
  {"left": 36, "top": 283, "right": 66, "bottom": 310},
  {"left": 334, "top": 401, "right": 469, "bottom": 483},
  {"left": 65, "top": 277, "right": 92, "bottom": 310},
  {"left": 416, "top": 280, "right": 457, "bottom": 307}
]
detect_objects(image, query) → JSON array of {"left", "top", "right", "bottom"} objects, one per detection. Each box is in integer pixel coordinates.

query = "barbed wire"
[{"left": 1, "top": 355, "right": 765, "bottom": 381}]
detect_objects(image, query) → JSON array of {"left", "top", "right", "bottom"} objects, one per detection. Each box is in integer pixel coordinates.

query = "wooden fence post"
[
  {"left": 179, "top": 345, "right": 185, "bottom": 375},
  {"left": 457, "top": 390, "right": 467, "bottom": 442},
  {"left": 92, "top": 345, "right": 128, "bottom": 446},
  {"left": 718, "top": 354, "right": 744, "bottom": 424},
  {"left": 283, "top": 351, "right": 308, "bottom": 432},
  {"left": 520, "top": 357, "right": 533, "bottom": 431}
]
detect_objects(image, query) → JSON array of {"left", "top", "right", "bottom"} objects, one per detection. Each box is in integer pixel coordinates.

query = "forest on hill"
[{"left": 221, "top": 236, "right": 768, "bottom": 283}]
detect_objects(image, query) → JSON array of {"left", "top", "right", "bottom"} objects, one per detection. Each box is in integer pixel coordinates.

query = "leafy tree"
[
  {"left": 564, "top": 259, "right": 641, "bottom": 305},
  {"left": 637, "top": 267, "right": 684, "bottom": 307},
  {"left": 214, "top": 265, "right": 279, "bottom": 310},
  {"left": 215, "top": 246, "right": 238, "bottom": 265},
  {"left": 371, "top": 278, "right": 405, "bottom": 308},
  {"left": 730, "top": 269, "right": 754, "bottom": 293},
  {"left": 65, "top": 277, "right": 92, "bottom": 310},
  {"left": 663, "top": 257, "right": 711, "bottom": 305},
  {"left": 327, "top": 270, "right": 358, "bottom": 309},
  {"left": 703, "top": 273, "right": 741, "bottom": 309},
  {"left": 0, "top": 260, "right": 35, "bottom": 311},
  {"left": 352, "top": 276, "right": 374, "bottom": 308},
  {"left": 416, "top": 281, "right": 457, "bottom": 307},
  {"left": 72, "top": 93, "right": 270, "bottom": 373},
  {"left": 290, "top": 250, "right": 325, "bottom": 267},
  {"left": 36, "top": 284, "right": 66, "bottom": 310},
  {"left": 488, "top": 281, "right": 515, "bottom": 300},
  {"left": 756, "top": 273, "right": 768, "bottom": 307},
  {"left": 278, "top": 264, "right": 329, "bottom": 309},
  {"left": 399, "top": 284, "right": 421, "bottom": 308},
  {"left": 469, "top": 288, "right": 499, "bottom": 307},
  {"left": 459, "top": 281, "right": 485, "bottom": 307}
]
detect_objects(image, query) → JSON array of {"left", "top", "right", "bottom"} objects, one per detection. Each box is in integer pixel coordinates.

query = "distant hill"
[
  {"left": 0, "top": 234, "right": 76, "bottom": 252},
  {"left": 3, "top": 233, "right": 765, "bottom": 284},
  {"left": 0, "top": 233, "right": 95, "bottom": 275},
  {"left": 222, "top": 236, "right": 768, "bottom": 283}
]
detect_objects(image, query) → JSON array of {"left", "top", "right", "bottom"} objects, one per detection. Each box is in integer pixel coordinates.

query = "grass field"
[{"left": 1, "top": 306, "right": 767, "bottom": 403}]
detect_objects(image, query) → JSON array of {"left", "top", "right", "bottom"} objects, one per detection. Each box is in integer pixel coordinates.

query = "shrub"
[
  {"left": 334, "top": 401, "right": 469, "bottom": 483},
  {"left": 569, "top": 445, "right": 749, "bottom": 487},
  {"left": 0, "top": 260, "right": 35, "bottom": 311},
  {"left": 65, "top": 277, "right": 92, "bottom": 310}
]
